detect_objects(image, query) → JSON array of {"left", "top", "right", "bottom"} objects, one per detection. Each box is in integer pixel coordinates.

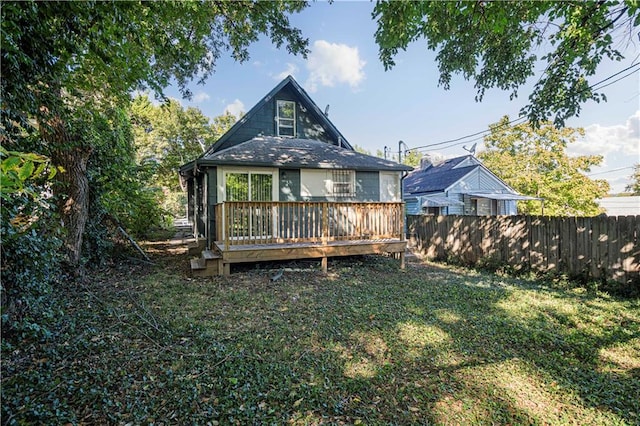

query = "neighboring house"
[
  {"left": 597, "top": 195, "right": 640, "bottom": 216},
  {"left": 179, "top": 75, "right": 412, "bottom": 275},
  {"left": 403, "top": 155, "right": 537, "bottom": 216}
]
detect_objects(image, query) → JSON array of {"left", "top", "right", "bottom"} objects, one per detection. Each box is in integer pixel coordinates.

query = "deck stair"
[{"left": 190, "top": 248, "right": 223, "bottom": 277}]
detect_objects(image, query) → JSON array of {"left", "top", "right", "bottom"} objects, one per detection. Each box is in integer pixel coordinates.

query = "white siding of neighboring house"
[
  {"left": 597, "top": 196, "right": 640, "bottom": 216},
  {"left": 446, "top": 168, "right": 518, "bottom": 215}
]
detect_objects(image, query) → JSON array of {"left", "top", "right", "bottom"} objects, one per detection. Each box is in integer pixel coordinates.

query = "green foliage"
[
  {"left": 130, "top": 95, "right": 236, "bottom": 217},
  {"left": 373, "top": 1, "right": 639, "bottom": 125},
  {"left": 1, "top": 0, "right": 309, "bottom": 268},
  {"left": 1, "top": 1, "right": 309, "bottom": 112},
  {"left": 478, "top": 116, "right": 610, "bottom": 216},
  {"left": 0, "top": 149, "right": 64, "bottom": 341},
  {"left": 625, "top": 163, "right": 640, "bottom": 194},
  {"left": 0, "top": 147, "right": 60, "bottom": 200},
  {"left": 402, "top": 149, "right": 423, "bottom": 167},
  {"left": 88, "top": 106, "right": 169, "bottom": 240}
]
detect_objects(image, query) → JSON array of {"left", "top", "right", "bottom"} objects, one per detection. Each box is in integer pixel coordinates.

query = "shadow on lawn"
[
  {"left": 139, "top": 237, "right": 639, "bottom": 424},
  {"left": 248, "top": 256, "right": 639, "bottom": 425}
]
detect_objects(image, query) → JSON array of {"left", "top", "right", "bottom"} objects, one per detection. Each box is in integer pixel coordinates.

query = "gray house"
[
  {"left": 179, "top": 76, "right": 412, "bottom": 275},
  {"left": 403, "top": 155, "right": 537, "bottom": 216}
]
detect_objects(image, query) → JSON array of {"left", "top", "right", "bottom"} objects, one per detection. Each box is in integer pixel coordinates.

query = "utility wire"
[
  {"left": 407, "top": 116, "right": 527, "bottom": 151},
  {"left": 590, "top": 66, "right": 640, "bottom": 91},
  {"left": 402, "top": 60, "right": 640, "bottom": 154},
  {"left": 587, "top": 166, "right": 635, "bottom": 176}
]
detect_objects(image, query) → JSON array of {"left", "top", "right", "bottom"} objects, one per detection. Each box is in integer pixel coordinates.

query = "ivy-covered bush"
[{"left": 1, "top": 149, "right": 64, "bottom": 343}]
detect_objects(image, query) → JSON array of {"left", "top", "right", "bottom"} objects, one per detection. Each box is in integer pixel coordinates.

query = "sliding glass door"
[{"left": 225, "top": 171, "right": 274, "bottom": 239}]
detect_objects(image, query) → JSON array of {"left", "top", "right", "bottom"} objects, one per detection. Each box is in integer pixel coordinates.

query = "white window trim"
[{"left": 276, "top": 100, "right": 296, "bottom": 137}]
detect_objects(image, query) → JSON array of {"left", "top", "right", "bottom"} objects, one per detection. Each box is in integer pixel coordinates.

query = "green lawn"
[{"left": 2, "top": 242, "right": 639, "bottom": 425}]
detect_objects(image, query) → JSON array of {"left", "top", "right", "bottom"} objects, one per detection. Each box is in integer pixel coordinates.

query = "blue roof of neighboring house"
[{"left": 403, "top": 156, "right": 478, "bottom": 195}]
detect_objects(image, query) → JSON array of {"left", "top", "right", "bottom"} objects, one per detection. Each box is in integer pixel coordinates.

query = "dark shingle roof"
[
  {"left": 199, "top": 136, "right": 412, "bottom": 172},
  {"left": 403, "top": 156, "right": 477, "bottom": 194}
]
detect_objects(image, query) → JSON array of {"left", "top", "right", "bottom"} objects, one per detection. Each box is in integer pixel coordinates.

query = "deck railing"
[{"left": 215, "top": 201, "right": 405, "bottom": 248}]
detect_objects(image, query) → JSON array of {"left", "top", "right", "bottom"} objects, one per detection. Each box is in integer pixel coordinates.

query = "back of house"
[{"left": 179, "top": 75, "right": 411, "bottom": 275}]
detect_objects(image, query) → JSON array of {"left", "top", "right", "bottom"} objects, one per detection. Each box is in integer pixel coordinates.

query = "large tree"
[
  {"left": 478, "top": 116, "right": 610, "bottom": 216},
  {"left": 373, "top": 1, "right": 639, "bottom": 125},
  {"left": 1, "top": 1, "right": 308, "bottom": 269},
  {"left": 130, "top": 95, "right": 237, "bottom": 216}
]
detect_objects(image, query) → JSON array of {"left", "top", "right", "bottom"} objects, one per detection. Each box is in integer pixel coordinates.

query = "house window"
[
  {"left": 225, "top": 172, "right": 273, "bottom": 201},
  {"left": 277, "top": 100, "right": 296, "bottom": 137},
  {"left": 423, "top": 207, "right": 441, "bottom": 216},
  {"left": 332, "top": 170, "right": 355, "bottom": 197}
]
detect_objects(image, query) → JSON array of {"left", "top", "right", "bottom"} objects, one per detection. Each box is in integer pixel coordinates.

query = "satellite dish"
[{"left": 463, "top": 142, "right": 477, "bottom": 155}]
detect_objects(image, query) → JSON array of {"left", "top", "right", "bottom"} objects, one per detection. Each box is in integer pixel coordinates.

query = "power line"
[
  {"left": 587, "top": 166, "right": 635, "bottom": 176},
  {"left": 401, "top": 60, "right": 640, "bottom": 155},
  {"left": 590, "top": 61, "right": 640, "bottom": 91},
  {"left": 407, "top": 116, "right": 527, "bottom": 151},
  {"left": 590, "top": 66, "right": 640, "bottom": 91}
]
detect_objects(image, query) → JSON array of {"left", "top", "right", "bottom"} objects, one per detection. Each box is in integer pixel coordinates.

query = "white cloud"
[
  {"left": 274, "top": 63, "right": 299, "bottom": 81},
  {"left": 224, "top": 99, "right": 245, "bottom": 117},
  {"left": 568, "top": 110, "right": 640, "bottom": 193},
  {"left": 305, "top": 40, "right": 366, "bottom": 92},
  {"left": 568, "top": 110, "right": 640, "bottom": 158},
  {"left": 193, "top": 92, "right": 210, "bottom": 103}
]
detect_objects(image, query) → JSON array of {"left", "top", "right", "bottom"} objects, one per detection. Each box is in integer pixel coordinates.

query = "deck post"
[
  {"left": 322, "top": 202, "right": 328, "bottom": 244},
  {"left": 400, "top": 251, "right": 405, "bottom": 270},
  {"left": 223, "top": 203, "right": 230, "bottom": 251},
  {"left": 321, "top": 256, "right": 328, "bottom": 273}
]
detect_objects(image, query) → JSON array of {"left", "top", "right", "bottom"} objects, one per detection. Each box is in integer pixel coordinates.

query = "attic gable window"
[{"left": 276, "top": 100, "right": 296, "bottom": 137}]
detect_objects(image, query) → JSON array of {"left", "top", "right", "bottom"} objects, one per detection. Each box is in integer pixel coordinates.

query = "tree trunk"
[{"left": 43, "top": 116, "right": 92, "bottom": 274}]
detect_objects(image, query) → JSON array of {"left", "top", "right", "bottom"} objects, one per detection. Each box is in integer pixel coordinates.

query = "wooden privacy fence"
[
  {"left": 216, "top": 201, "right": 405, "bottom": 248},
  {"left": 407, "top": 215, "right": 639, "bottom": 284}
]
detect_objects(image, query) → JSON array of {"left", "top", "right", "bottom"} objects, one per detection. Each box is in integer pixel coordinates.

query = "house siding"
[
  {"left": 217, "top": 85, "right": 336, "bottom": 151},
  {"left": 405, "top": 197, "right": 421, "bottom": 216}
]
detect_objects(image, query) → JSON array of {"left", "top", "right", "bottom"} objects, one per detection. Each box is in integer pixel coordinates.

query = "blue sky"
[{"left": 166, "top": 1, "right": 640, "bottom": 194}]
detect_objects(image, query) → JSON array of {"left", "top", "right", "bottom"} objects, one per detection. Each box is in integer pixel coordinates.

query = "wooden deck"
[
  {"left": 212, "top": 238, "right": 406, "bottom": 275},
  {"left": 191, "top": 201, "right": 407, "bottom": 276}
]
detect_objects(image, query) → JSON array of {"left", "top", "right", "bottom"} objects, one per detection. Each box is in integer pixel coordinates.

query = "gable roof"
[
  {"left": 404, "top": 156, "right": 477, "bottom": 194},
  {"left": 196, "top": 136, "right": 412, "bottom": 172},
  {"left": 203, "top": 75, "right": 353, "bottom": 156},
  {"left": 403, "top": 155, "right": 515, "bottom": 195}
]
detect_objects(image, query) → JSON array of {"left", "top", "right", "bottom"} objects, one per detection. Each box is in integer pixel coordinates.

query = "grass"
[{"left": 2, "top": 238, "right": 639, "bottom": 425}]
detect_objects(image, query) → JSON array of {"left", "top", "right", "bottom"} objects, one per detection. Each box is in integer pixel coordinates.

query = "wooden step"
[
  {"left": 202, "top": 249, "right": 221, "bottom": 260},
  {"left": 190, "top": 258, "right": 207, "bottom": 270},
  {"left": 190, "top": 255, "right": 221, "bottom": 277}
]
